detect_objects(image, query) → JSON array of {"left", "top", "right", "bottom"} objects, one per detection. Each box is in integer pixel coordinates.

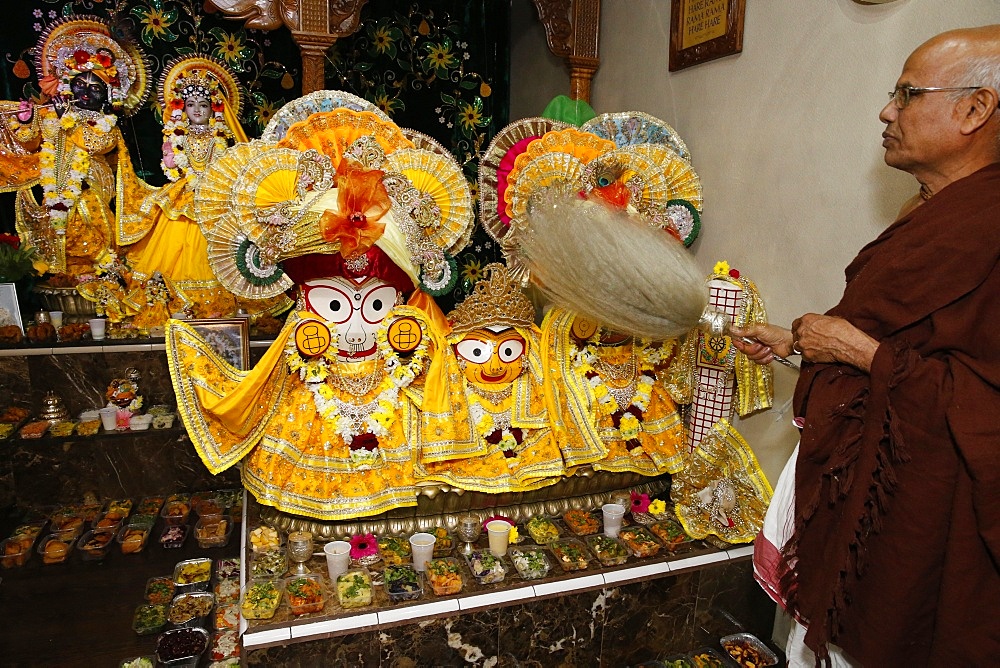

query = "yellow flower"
[
  {"left": 32, "top": 259, "right": 49, "bottom": 275},
  {"left": 713, "top": 260, "right": 730, "bottom": 276},
  {"left": 461, "top": 257, "right": 482, "bottom": 284},
  {"left": 255, "top": 99, "right": 278, "bottom": 127},
  {"left": 215, "top": 31, "right": 247, "bottom": 64},
  {"left": 140, "top": 7, "right": 175, "bottom": 40},
  {"left": 508, "top": 526, "right": 519, "bottom": 542},
  {"left": 424, "top": 42, "right": 456, "bottom": 74},
  {"left": 648, "top": 499, "right": 667, "bottom": 516},
  {"left": 458, "top": 102, "right": 482, "bottom": 132}
]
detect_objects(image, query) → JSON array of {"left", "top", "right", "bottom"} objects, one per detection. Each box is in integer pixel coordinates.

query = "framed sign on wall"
[{"left": 669, "top": 0, "right": 746, "bottom": 72}]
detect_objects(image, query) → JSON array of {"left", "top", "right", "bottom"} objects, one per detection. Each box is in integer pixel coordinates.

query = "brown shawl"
[{"left": 788, "top": 163, "right": 1000, "bottom": 665}]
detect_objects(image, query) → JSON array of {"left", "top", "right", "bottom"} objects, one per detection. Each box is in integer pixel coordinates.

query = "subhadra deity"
[
  {"left": 478, "top": 112, "right": 704, "bottom": 476},
  {"left": 417, "top": 263, "right": 565, "bottom": 492},
  {"left": 116, "top": 56, "right": 289, "bottom": 328},
  {"left": 0, "top": 16, "right": 152, "bottom": 277},
  {"left": 166, "top": 94, "right": 473, "bottom": 520}
]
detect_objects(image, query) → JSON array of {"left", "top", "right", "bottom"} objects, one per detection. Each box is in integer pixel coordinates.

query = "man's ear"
[{"left": 959, "top": 87, "right": 999, "bottom": 135}]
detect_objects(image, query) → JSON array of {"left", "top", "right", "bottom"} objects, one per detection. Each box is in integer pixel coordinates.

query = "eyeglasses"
[{"left": 888, "top": 85, "right": 982, "bottom": 109}]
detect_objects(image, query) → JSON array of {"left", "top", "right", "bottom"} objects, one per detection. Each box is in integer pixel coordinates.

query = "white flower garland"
[
  {"left": 39, "top": 110, "right": 114, "bottom": 231},
  {"left": 161, "top": 116, "right": 229, "bottom": 182},
  {"left": 572, "top": 339, "right": 657, "bottom": 443}
]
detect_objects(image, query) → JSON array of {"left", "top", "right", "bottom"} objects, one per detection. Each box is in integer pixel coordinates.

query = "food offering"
[
  {"left": 48, "top": 510, "right": 85, "bottom": 538},
  {"left": 650, "top": 520, "right": 694, "bottom": 550},
  {"left": 104, "top": 498, "right": 133, "bottom": 520},
  {"left": 526, "top": 517, "right": 561, "bottom": 544},
  {"left": 144, "top": 576, "right": 175, "bottom": 605},
  {"left": 159, "top": 524, "right": 189, "bottom": 549},
  {"left": 214, "top": 603, "right": 240, "bottom": 630},
  {"left": 336, "top": 569, "right": 374, "bottom": 608},
  {"left": 0, "top": 423, "right": 16, "bottom": 440},
  {"left": 194, "top": 515, "right": 232, "bottom": 549},
  {"left": 155, "top": 627, "right": 210, "bottom": 665},
  {"left": 549, "top": 538, "right": 591, "bottom": 572},
  {"left": 119, "top": 656, "right": 155, "bottom": 668},
  {"left": 464, "top": 550, "right": 507, "bottom": 584},
  {"left": 585, "top": 534, "right": 630, "bottom": 566},
  {"left": 173, "top": 558, "right": 212, "bottom": 592},
  {"left": 210, "top": 629, "right": 241, "bottom": 662},
  {"left": 376, "top": 535, "right": 412, "bottom": 566},
  {"left": 240, "top": 579, "right": 282, "bottom": 619},
  {"left": 18, "top": 420, "right": 50, "bottom": 439},
  {"left": 191, "top": 492, "right": 224, "bottom": 517},
  {"left": 431, "top": 526, "right": 454, "bottom": 557},
  {"left": 509, "top": 547, "right": 552, "bottom": 580},
  {"left": 1, "top": 522, "right": 45, "bottom": 568},
  {"left": 0, "top": 406, "right": 29, "bottom": 428},
  {"left": 284, "top": 573, "right": 326, "bottom": 615},
  {"left": 662, "top": 657, "right": 694, "bottom": 668},
  {"left": 49, "top": 420, "right": 76, "bottom": 437},
  {"left": 214, "top": 557, "right": 241, "bottom": 581},
  {"left": 136, "top": 496, "right": 165, "bottom": 516},
  {"left": 719, "top": 633, "right": 779, "bottom": 668},
  {"left": 132, "top": 603, "right": 168, "bottom": 636},
  {"left": 37, "top": 533, "right": 74, "bottom": 564},
  {"left": 618, "top": 526, "right": 663, "bottom": 558},
  {"left": 250, "top": 548, "right": 287, "bottom": 579},
  {"left": 77, "top": 529, "right": 116, "bottom": 560},
  {"left": 213, "top": 577, "right": 241, "bottom": 605},
  {"left": 168, "top": 592, "right": 215, "bottom": 627},
  {"left": 249, "top": 525, "right": 281, "bottom": 552},
  {"left": 562, "top": 509, "right": 601, "bottom": 536},
  {"left": 425, "top": 558, "right": 464, "bottom": 596},
  {"left": 384, "top": 564, "right": 422, "bottom": 602},
  {"left": 689, "top": 648, "right": 730, "bottom": 668},
  {"left": 92, "top": 513, "right": 124, "bottom": 532},
  {"left": 75, "top": 419, "right": 101, "bottom": 436},
  {"left": 160, "top": 494, "right": 191, "bottom": 526},
  {"left": 118, "top": 522, "right": 152, "bottom": 554}
]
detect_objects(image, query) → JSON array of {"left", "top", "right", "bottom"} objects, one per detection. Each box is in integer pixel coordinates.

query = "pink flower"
[
  {"left": 349, "top": 533, "right": 378, "bottom": 559},
  {"left": 630, "top": 491, "right": 651, "bottom": 514}
]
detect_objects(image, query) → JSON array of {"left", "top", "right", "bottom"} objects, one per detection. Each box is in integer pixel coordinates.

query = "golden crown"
[{"left": 448, "top": 263, "right": 536, "bottom": 335}]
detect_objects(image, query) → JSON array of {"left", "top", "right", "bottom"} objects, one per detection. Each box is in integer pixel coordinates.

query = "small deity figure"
[
  {"left": 0, "top": 16, "right": 152, "bottom": 277},
  {"left": 120, "top": 56, "right": 287, "bottom": 326},
  {"left": 167, "top": 97, "right": 474, "bottom": 520},
  {"left": 417, "top": 263, "right": 565, "bottom": 492}
]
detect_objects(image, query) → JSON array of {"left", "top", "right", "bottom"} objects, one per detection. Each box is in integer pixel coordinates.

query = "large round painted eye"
[
  {"left": 455, "top": 338, "right": 494, "bottom": 364},
  {"left": 496, "top": 337, "right": 525, "bottom": 363},
  {"left": 306, "top": 285, "right": 352, "bottom": 324},
  {"left": 361, "top": 285, "right": 399, "bottom": 324}
]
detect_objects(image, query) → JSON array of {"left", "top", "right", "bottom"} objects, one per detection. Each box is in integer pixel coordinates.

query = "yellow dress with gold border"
[
  {"left": 168, "top": 307, "right": 442, "bottom": 520},
  {"left": 541, "top": 307, "right": 688, "bottom": 476},
  {"left": 416, "top": 328, "right": 565, "bottom": 493}
]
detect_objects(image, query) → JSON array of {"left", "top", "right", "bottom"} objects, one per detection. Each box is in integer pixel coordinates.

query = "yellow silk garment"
[{"left": 416, "top": 328, "right": 565, "bottom": 493}]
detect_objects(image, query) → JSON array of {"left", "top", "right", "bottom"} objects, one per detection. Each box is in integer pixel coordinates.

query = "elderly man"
[{"left": 734, "top": 25, "right": 1000, "bottom": 666}]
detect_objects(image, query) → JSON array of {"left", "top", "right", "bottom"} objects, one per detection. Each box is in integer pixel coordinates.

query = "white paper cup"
[
  {"left": 88, "top": 318, "right": 106, "bottom": 341},
  {"left": 602, "top": 503, "right": 626, "bottom": 538},
  {"left": 48, "top": 311, "right": 63, "bottom": 329},
  {"left": 98, "top": 407, "right": 117, "bottom": 431},
  {"left": 323, "top": 540, "right": 351, "bottom": 580},
  {"left": 409, "top": 532, "right": 436, "bottom": 572},
  {"left": 486, "top": 520, "right": 512, "bottom": 557}
]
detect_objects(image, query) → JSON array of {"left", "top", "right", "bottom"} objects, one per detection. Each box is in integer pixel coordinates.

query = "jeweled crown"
[{"left": 448, "top": 263, "right": 536, "bottom": 334}]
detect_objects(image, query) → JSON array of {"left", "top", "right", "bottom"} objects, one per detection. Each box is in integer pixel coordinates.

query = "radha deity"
[
  {"left": 119, "top": 56, "right": 288, "bottom": 327},
  {"left": 0, "top": 16, "right": 151, "bottom": 277},
  {"left": 167, "top": 96, "right": 474, "bottom": 520},
  {"left": 417, "top": 262, "right": 565, "bottom": 492}
]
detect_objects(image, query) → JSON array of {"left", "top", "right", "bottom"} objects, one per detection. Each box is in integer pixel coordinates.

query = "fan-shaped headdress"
[
  {"left": 448, "top": 263, "right": 536, "bottom": 336},
  {"left": 158, "top": 55, "right": 245, "bottom": 123}
]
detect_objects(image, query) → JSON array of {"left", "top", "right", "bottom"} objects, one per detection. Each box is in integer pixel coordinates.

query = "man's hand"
[
  {"left": 730, "top": 323, "right": 795, "bottom": 365},
  {"left": 791, "top": 313, "right": 879, "bottom": 372}
]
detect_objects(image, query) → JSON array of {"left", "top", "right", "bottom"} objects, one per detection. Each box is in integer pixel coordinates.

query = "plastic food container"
[
  {"left": 430, "top": 526, "right": 455, "bottom": 557},
  {"left": 118, "top": 656, "right": 156, "bottom": 668},
  {"left": 719, "top": 633, "right": 779, "bottom": 667},
  {"left": 160, "top": 495, "right": 191, "bottom": 526},
  {"left": 662, "top": 658, "right": 693, "bottom": 668},
  {"left": 525, "top": 516, "right": 561, "bottom": 544},
  {"left": 194, "top": 515, "right": 232, "bottom": 549},
  {"left": 213, "top": 577, "right": 241, "bottom": 605},
  {"left": 550, "top": 538, "right": 591, "bottom": 572},
  {"left": 92, "top": 513, "right": 124, "bottom": 533},
  {"left": 210, "top": 628, "right": 241, "bottom": 662},
  {"left": 135, "top": 495, "right": 165, "bottom": 516},
  {"left": 118, "top": 523, "right": 151, "bottom": 555},
  {"left": 688, "top": 648, "right": 731, "bottom": 668},
  {"left": 155, "top": 627, "right": 210, "bottom": 666},
  {"left": 129, "top": 414, "right": 153, "bottom": 430},
  {"left": 1, "top": 536, "right": 33, "bottom": 568},
  {"left": 240, "top": 579, "right": 282, "bottom": 619},
  {"left": 132, "top": 603, "right": 168, "bottom": 636},
  {"left": 250, "top": 548, "right": 287, "bottom": 580},
  {"left": 152, "top": 413, "right": 176, "bottom": 429},
  {"left": 385, "top": 564, "right": 422, "bottom": 602},
  {"left": 335, "top": 568, "right": 373, "bottom": 608},
  {"left": 104, "top": 498, "right": 133, "bottom": 519},
  {"left": 377, "top": 535, "right": 412, "bottom": 566},
  {"left": 48, "top": 511, "right": 85, "bottom": 538},
  {"left": 191, "top": 493, "right": 225, "bottom": 517},
  {"left": 284, "top": 573, "right": 326, "bottom": 615},
  {"left": 464, "top": 550, "right": 507, "bottom": 584},
  {"left": 37, "top": 532, "right": 75, "bottom": 564},
  {"left": 76, "top": 529, "right": 116, "bottom": 561},
  {"left": 650, "top": 520, "right": 694, "bottom": 550},
  {"left": 159, "top": 524, "right": 189, "bottom": 549},
  {"left": 173, "top": 557, "right": 212, "bottom": 592},
  {"left": 563, "top": 509, "right": 601, "bottom": 536},
  {"left": 585, "top": 534, "right": 630, "bottom": 566},
  {"left": 168, "top": 591, "right": 215, "bottom": 628},
  {"left": 214, "top": 603, "right": 240, "bottom": 630},
  {"left": 144, "top": 576, "right": 175, "bottom": 605},
  {"left": 214, "top": 557, "right": 241, "bottom": 581},
  {"left": 248, "top": 525, "right": 282, "bottom": 552},
  {"left": 509, "top": 547, "right": 552, "bottom": 580},
  {"left": 618, "top": 525, "right": 663, "bottom": 558},
  {"left": 424, "top": 557, "right": 463, "bottom": 595}
]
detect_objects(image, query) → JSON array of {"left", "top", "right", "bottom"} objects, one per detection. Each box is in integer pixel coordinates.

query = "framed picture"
[
  {"left": 669, "top": 0, "right": 746, "bottom": 72},
  {"left": 188, "top": 318, "right": 250, "bottom": 371},
  {"left": 0, "top": 283, "right": 23, "bottom": 333}
]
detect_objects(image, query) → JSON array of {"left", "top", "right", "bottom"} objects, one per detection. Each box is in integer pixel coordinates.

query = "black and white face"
[
  {"left": 184, "top": 95, "right": 211, "bottom": 127},
  {"left": 70, "top": 73, "right": 108, "bottom": 112},
  {"left": 303, "top": 276, "right": 400, "bottom": 361}
]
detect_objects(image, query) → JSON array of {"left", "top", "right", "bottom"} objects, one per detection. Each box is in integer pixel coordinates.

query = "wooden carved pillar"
[
  {"left": 531, "top": 0, "right": 601, "bottom": 103},
  {"left": 205, "top": 0, "right": 369, "bottom": 94}
]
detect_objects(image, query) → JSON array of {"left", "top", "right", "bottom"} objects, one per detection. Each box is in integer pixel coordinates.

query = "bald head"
[{"left": 916, "top": 25, "right": 1000, "bottom": 93}]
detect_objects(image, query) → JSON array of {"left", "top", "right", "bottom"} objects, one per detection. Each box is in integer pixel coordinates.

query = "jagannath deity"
[
  {"left": 166, "top": 93, "right": 474, "bottom": 520},
  {"left": 417, "top": 262, "right": 565, "bottom": 492},
  {"left": 0, "top": 15, "right": 152, "bottom": 277}
]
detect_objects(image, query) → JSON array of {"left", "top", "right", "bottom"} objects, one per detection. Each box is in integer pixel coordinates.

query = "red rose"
[
  {"left": 73, "top": 50, "right": 90, "bottom": 66},
  {"left": 0, "top": 233, "right": 19, "bottom": 249},
  {"left": 96, "top": 53, "right": 112, "bottom": 68},
  {"left": 211, "top": 100, "right": 224, "bottom": 112},
  {"left": 170, "top": 99, "right": 184, "bottom": 110},
  {"left": 729, "top": 268, "right": 740, "bottom": 279},
  {"left": 350, "top": 433, "right": 379, "bottom": 451}
]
